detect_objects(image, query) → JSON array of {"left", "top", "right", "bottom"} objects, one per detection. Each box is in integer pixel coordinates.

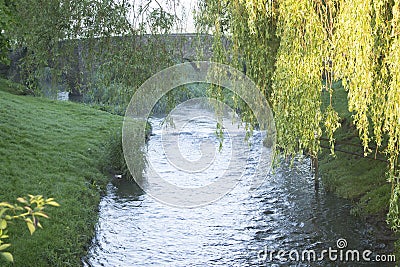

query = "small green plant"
[{"left": 0, "top": 195, "right": 59, "bottom": 263}]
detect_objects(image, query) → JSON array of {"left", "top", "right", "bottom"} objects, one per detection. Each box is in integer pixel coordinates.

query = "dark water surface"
[{"left": 83, "top": 108, "right": 394, "bottom": 267}]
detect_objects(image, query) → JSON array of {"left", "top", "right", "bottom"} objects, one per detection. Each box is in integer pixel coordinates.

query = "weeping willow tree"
[{"left": 196, "top": 0, "right": 400, "bottom": 231}]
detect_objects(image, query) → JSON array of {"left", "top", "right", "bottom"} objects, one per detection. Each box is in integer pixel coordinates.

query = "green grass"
[
  {"left": 319, "top": 81, "right": 390, "bottom": 216},
  {"left": 0, "top": 83, "right": 136, "bottom": 266}
]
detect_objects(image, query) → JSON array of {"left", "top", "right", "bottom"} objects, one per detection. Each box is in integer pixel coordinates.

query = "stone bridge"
[{"left": 0, "top": 33, "right": 224, "bottom": 96}]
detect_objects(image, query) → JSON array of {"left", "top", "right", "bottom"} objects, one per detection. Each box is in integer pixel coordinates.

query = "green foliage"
[
  {"left": 84, "top": 80, "right": 134, "bottom": 116},
  {"left": 101, "top": 128, "right": 147, "bottom": 181},
  {"left": 3, "top": 0, "right": 187, "bottom": 122},
  {"left": 151, "top": 83, "right": 208, "bottom": 115},
  {"left": 0, "top": 195, "right": 59, "bottom": 263},
  {"left": 272, "top": 0, "right": 326, "bottom": 157},
  {"left": 0, "top": 77, "right": 30, "bottom": 95},
  {"left": 0, "top": 0, "right": 14, "bottom": 64},
  {"left": 5, "top": 0, "right": 181, "bottom": 99},
  {"left": 332, "top": 0, "right": 400, "bottom": 230},
  {"left": 196, "top": 0, "right": 400, "bottom": 230},
  {"left": 148, "top": 8, "right": 175, "bottom": 34},
  {"left": 320, "top": 82, "right": 390, "bottom": 217}
]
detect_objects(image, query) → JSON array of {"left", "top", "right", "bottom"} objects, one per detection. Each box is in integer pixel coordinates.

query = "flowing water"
[{"left": 83, "top": 105, "right": 394, "bottom": 267}]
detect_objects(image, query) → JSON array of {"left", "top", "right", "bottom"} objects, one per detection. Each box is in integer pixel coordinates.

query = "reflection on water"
[
  {"left": 84, "top": 110, "right": 394, "bottom": 267},
  {"left": 142, "top": 100, "right": 272, "bottom": 207}
]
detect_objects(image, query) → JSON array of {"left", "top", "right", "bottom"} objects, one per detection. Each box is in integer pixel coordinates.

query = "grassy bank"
[
  {"left": 0, "top": 82, "right": 131, "bottom": 266},
  {"left": 319, "top": 81, "right": 391, "bottom": 221}
]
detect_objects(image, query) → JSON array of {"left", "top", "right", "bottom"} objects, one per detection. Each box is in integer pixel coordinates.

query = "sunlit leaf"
[
  {"left": 1, "top": 252, "right": 13, "bottom": 262},
  {"left": 0, "top": 220, "right": 6, "bottom": 230},
  {"left": 24, "top": 206, "right": 32, "bottom": 212},
  {"left": 0, "top": 243, "right": 11, "bottom": 251},
  {"left": 0, "top": 202, "right": 13, "bottom": 209},
  {"left": 25, "top": 219, "right": 35, "bottom": 235},
  {"left": 17, "top": 197, "right": 27, "bottom": 204},
  {"left": 46, "top": 201, "right": 60, "bottom": 207},
  {"left": 34, "top": 212, "right": 49, "bottom": 219}
]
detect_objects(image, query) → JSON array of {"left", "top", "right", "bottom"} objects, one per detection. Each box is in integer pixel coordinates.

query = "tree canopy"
[
  {"left": 1, "top": 0, "right": 182, "bottom": 105},
  {"left": 196, "top": 0, "right": 400, "bottom": 230}
]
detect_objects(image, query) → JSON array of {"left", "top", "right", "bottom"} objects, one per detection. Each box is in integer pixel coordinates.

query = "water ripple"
[{"left": 84, "top": 113, "right": 394, "bottom": 267}]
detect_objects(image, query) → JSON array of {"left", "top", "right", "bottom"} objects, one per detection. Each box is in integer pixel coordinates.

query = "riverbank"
[
  {"left": 319, "top": 81, "right": 398, "bottom": 247},
  {"left": 0, "top": 81, "right": 134, "bottom": 266}
]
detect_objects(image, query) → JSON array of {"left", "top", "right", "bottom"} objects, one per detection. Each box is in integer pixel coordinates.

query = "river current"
[{"left": 83, "top": 104, "right": 394, "bottom": 267}]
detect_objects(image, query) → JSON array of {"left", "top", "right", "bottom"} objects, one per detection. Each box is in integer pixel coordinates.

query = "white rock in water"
[{"left": 57, "top": 91, "right": 69, "bottom": 101}]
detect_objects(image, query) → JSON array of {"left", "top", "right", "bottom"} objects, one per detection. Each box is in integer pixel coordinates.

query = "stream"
[{"left": 83, "top": 104, "right": 394, "bottom": 266}]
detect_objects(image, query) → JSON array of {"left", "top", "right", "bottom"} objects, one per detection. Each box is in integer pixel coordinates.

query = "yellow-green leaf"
[
  {"left": 0, "top": 202, "right": 13, "bottom": 209},
  {"left": 24, "top": 206, "right": 32, "bottom": 212},
  {"left": 17, "top": 197, "right": 27, "bottom": 204},
  {"left": 0, "top": 220, "right": 6, "bottom": 230},
  {"left": 0, "top": 243, "right": 11, "bottom": 251},
  {"left": 34, "top": 212, "right": 49, "bottom": 218},
  {"left": 46, "top": 201, "right": 60, "bottom": 207},
  {"left": 1, "top": 252, "right": 13, "bottom": 262},
  {"left": 25, "top": 219, "right": 35, "bottom": 235}
]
